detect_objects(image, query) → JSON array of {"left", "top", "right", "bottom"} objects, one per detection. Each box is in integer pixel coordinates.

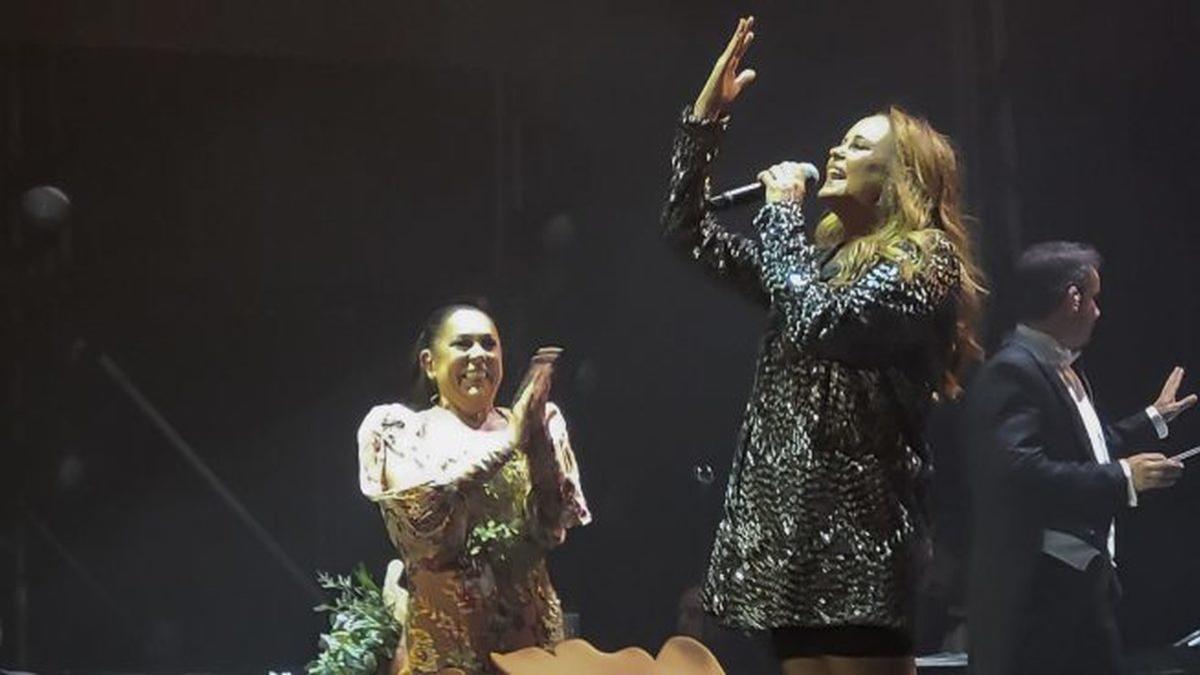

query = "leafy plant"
[
  {"left": 466, "top": 518, "right": 522, "bottom": 559},
  {"left": 307, "top": 565, "right": 401, "bottom": 675}
]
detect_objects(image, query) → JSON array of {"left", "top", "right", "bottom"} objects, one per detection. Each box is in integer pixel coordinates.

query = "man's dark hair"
[{"left": 1013, "top": 241, "right": 1102, "bottom": 321}]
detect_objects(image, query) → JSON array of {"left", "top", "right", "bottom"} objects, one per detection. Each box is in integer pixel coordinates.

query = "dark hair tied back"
[{"left": 406, "top": 301, "right": 491, "bottom": 409}]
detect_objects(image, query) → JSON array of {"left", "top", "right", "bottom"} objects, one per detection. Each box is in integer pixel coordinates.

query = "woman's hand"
[
  {"left": 509, "top": 347, "right": 562, "bottom": 447},
  {"left": 758, "top": 162, "right": 810, "bottom": 204},
  {"left": 692, "top": 16, "right": 757, "bottom": 122}
]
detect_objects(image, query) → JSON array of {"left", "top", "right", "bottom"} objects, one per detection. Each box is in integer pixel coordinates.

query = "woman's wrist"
[
  {"left": 691, "top": 99, "right": 718, "bottom": 122},
  {"left": 683, "top": 105, "right": 727, "bottom": 127}
]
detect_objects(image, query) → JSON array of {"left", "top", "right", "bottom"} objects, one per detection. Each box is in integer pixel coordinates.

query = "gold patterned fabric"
[
  {"left": 662, "top": 110, "right": 960, "bottom": 634},
  {"left": 358, "top": 403, "right": 590, "bottom": 674}
]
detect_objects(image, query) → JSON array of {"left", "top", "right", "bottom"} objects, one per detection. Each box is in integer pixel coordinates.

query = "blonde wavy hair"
[{"left": 814, "top": 106, "right": 985, "bottom": 398}]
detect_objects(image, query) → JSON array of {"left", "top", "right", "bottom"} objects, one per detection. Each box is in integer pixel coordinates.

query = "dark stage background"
[{"left": 1, "top": 1, "right": 1197, "bottom": 672}]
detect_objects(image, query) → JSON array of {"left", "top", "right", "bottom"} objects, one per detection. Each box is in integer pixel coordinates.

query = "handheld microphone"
[{"left": 706, "top": 162, "right": 820, "bottom": 211}]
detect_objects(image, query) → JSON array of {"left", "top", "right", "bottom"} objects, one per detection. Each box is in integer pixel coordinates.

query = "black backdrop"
[{"left": 1, "top": 0, "right": 1198, "bottom": 671}]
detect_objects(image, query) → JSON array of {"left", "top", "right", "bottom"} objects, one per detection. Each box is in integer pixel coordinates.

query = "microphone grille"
[{"left": 799, "top": 162, "right": 821, "bottom": 184}]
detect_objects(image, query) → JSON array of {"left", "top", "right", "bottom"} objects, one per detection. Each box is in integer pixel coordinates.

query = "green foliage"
[
  {"left": 465, "top": 518, "right": 522, "bottom": 559},
  {"left": 466, "top": 461, "right": 529, "bottom": 564},
  {"left": 306, "top": 565, "right": 401, "bottom": 675}
]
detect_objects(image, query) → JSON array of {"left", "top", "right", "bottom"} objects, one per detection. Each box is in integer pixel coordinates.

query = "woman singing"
[
  {"left": 662, "top": 17, "right": 984, "bottom": 675},
  {"left": 357, "top": 304, "right": 590, "bottom": 674}
]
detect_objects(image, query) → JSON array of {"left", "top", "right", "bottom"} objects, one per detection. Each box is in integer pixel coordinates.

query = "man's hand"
[
  {"left": 1153, "top": 366, "right": 1197, "bottom": 422},
  {"left": 1126, "top": 452, "right": 1184, "bottom": 493}
]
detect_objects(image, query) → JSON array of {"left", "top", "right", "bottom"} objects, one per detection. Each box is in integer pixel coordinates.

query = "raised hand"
[
  {"left": 1153, "top": 366, "right": 1198, "bottom": 422},
  {"left": 509, "top": 347, "right": 562, "bottom": 447},
  {"left": 692, "top": 16, "right": 757, "bottom": 121}
]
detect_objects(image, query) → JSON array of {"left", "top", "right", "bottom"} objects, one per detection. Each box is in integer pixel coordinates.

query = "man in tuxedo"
[{"left": 964, "top": 241, "right": 1196, "bottom": 675}]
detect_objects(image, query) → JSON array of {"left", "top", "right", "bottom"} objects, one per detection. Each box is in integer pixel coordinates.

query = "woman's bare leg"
[
  {"left": 780, "top": 656, "right": 831, "bottom": 675},
  {"left": 824, "top": 656, "right": 916, "bottom": 675}
]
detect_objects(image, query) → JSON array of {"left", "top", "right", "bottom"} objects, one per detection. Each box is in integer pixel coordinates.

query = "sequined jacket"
[{"left": 662, "top": 110, "right": 961, "bottom": 632}]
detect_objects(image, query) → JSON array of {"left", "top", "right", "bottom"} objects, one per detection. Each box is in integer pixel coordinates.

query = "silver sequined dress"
[{"left": 662, "top": 110, "right": 961, "bottom": 633}]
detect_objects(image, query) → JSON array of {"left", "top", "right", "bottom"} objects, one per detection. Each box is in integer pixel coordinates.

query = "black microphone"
[{"left": 706, "top": 162, "right": 821, "bottom": 211}]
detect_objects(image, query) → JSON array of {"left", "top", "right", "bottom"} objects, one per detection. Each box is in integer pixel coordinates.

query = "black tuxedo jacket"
[{"left": 963, "top": 336, "right": 1156, "bottom": 675}]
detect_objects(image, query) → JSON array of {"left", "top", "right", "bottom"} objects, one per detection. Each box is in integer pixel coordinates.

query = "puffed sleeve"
[
  {"left": 661, "top": 107, "right": 769, "bottom": 307},
  {"left": 357, "top": 403, "right": 459, "bottom": 538},
  {"left": 358, "top": 403, "right": 520, "bottom": 543},
  {"left": 758, "top": 207, "right": 959, "bottom": 367},
  {"left": 525, "top": 402, "right": 591, "bottom": 547}
]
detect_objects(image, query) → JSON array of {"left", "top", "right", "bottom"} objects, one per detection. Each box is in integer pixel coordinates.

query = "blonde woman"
[{"left": 661, "top": 17, "right": 984, "bottom": 675}]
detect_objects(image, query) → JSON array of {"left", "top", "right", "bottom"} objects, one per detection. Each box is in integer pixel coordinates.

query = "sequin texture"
[{"left": 661, "top": 109, "right": 960, "bottom": 633}]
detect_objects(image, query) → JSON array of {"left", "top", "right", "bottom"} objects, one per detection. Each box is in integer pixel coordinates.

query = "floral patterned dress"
[{"left": 358, "top": 402, "right": 589, "bottom": 674}]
